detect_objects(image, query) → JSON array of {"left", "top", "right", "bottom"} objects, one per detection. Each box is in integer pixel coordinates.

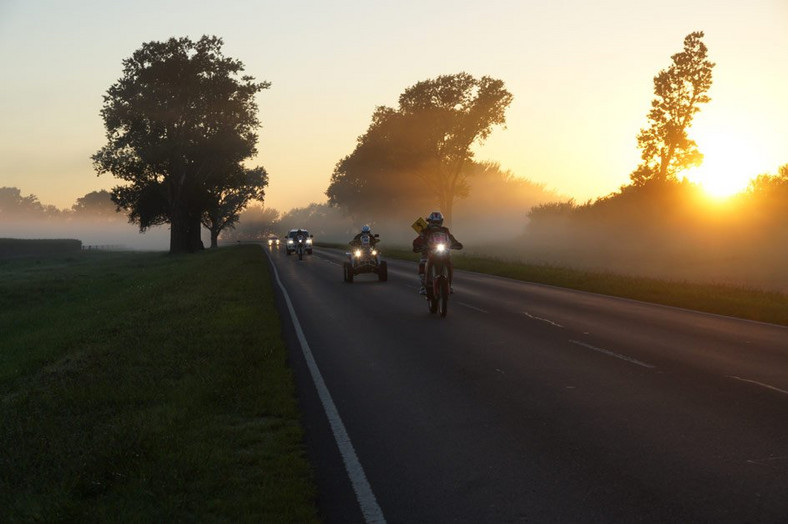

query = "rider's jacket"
[
  {"left": 349, "top": 232, "right": 378, "bottom": 247},
  {"left": 412, "top": 225, "right": 463, "bottom": 254}
]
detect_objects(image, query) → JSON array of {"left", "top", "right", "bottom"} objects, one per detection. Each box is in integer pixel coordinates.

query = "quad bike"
[{"left": 343, "top": 233, "right": 387, "bottom": 283}]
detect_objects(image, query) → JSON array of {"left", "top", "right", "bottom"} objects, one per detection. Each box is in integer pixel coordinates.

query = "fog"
[
  {"left": 6, "top": 176, "right": 787, "bottom": 295},
  {"left": 0, "top": 218, "right": 192, "bottom": 252},
  {"left": 513, "top": 184, "right": 788, "bottom": 292}
]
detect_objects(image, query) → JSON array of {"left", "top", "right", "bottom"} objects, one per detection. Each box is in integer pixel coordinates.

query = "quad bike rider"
[{"left": 344, "top": 224, "right": 387, "bottom": 282}]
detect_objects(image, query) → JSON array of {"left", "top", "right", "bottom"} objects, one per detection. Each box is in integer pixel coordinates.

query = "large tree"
[
  {"left": 630, "top": 31, "right": 715, "bottom": 186},
  {"left": 201, "top": 166, "right": 268, "bottom": 248},
  {"left": 327, "top": 73, "right": 512, "bottom": 224},
  {"left": 327, "top": 106, "right": 432, "bottom": 223},
  {"left": 92, "top": 36, "right": 270, "bottom": 253}
]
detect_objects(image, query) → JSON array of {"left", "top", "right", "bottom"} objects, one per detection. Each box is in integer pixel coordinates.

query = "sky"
[{"left": 1, "top": 0, "right": 787, "bottom": 214}]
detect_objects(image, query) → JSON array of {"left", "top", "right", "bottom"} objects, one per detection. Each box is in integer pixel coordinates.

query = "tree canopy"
[
  {"left": 326, "top": 72, "right": 513, "bottom": 224},
  {"left": 92, "top": 35, "right": 270, "bottom": 253},
  {"left": 630, "top": 31, "right": 715, "bottom": 186},
  {"left": 71, "top": 190, "right": 120, "bottom": 219}
]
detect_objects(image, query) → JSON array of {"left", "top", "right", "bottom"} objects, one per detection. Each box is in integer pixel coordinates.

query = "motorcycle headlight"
[
  {"left": 354, "top": 249, "right": 362, "bottom": 258},
  {"left": 371, "top": 249, "right": 377, "bottom": 256},
  {"left": 436, "top": 243, "right": 446, "bottom": 253}
]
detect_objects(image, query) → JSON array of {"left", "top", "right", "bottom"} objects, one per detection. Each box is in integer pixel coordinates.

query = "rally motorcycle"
[
  {"left": 423, "top": 231, "right": 451, "bottom": 317},
  {"left": 343, "top": 233, "right": 387, "bottom": 282}
]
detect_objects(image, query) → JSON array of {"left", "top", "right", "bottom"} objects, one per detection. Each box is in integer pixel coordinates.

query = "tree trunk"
[
  {"left": 169, "top": 205, "right": 204, "bottom": 254},
  {"left": 189, "top": 215, "right": 205, "bottom": 252},
  {"left": 169, "top": 203, "right": 192, "bottom": 254},
  {"left": 210, "top": 228, "right": 219, "bottom": 249}
]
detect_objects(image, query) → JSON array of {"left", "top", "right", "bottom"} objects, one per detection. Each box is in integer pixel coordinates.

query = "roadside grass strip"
[{"left": 0, "top": 245, "right": 318, "bottom": 522}]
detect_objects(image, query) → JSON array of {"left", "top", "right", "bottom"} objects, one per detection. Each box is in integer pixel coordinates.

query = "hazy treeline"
[
  {"left": 225, "top": 161, "right": 561, "bottom": 247},
  {"left": 521, "top": 165, "right": 788, "bottom": 291},
  {"left": 0, "top": 187, "right": 175, "bottom": 250}
]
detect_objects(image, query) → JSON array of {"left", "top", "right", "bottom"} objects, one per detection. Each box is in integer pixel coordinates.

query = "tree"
[
  {"left": 219, "top": 204, "right": 280, "bottom": 242},
  {"left": 327, "top": 106, "right": 433, "bottom": 223},
  {"left": 0, "top": 187, "right": 44, "bottom": 219},
  {"left": 630, "top": 31, "right": 715, "bottom": 186},
  {"left": 92, "top": 36, "right": 270, "bottom": 253},
  {"left": 201, "top": 166, "right": 268, "bottom": 248},
  {"left": 71, "top": 190, "right": 120, "bottom": 219},
  {"left": 327, "top": 73, "right": 512, "bottom": 225}
]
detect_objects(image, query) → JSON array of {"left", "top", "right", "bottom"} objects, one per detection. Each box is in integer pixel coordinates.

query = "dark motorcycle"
[
  {"left": 423, "top": 231, "right": 451, "bottom": 317},
  {"left": 295, "top": 234, "right": 311, "bottom": 260}
]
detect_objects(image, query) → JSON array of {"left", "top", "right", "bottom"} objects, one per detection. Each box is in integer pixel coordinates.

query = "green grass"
[
  {"left": 322, "top": 242, "right": 788, "bottom": 326},
  {"left": 0, "top": 245, "right": 318, "bottom": 522}
]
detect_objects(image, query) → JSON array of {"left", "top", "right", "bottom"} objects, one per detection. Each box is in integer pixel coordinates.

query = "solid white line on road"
[
  {"left": 569, "top": 339, "right": 656, "bottom": 369},
  {"left": 727, "top": 376, "right": 788, "bottom": 396},
  {"left": 459, "top": 302, "right": 489, "bottom": 313},
  {"left": 523, "top": 312, "right": 563, "bottom": 328},
  {"left": 267, "top": 254, "right": 386, "bottom": 524}
]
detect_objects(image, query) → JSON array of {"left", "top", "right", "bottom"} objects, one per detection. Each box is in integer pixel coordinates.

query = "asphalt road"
[{"left": 265, "top": 246, "right": 788, "bottom": 523}]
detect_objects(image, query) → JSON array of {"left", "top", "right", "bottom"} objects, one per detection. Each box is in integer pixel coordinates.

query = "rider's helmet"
[
  {"left": 427, "top": 211, "right": 444, "bottom": 226},
  {"left": 361, "top": 224, "right": 371, "bottom": 234}
]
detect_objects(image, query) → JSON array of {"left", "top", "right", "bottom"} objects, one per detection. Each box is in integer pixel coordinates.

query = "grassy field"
[
  {"left": 0, "top": 245, "right": 318, "bottom": 522},
  {"left": 327, "top": 243, "right": 788, "bottom": 326}
]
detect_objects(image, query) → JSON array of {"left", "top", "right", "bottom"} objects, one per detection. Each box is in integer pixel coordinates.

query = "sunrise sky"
[{"left": 1, "top": 0, "right": 786, "bottom": 213}]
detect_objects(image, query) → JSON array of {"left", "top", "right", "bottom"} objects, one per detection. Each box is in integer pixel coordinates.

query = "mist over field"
[
  {"left": 0, "top": 219, "right": 177, "bottom": 252},
  {"left": 510, "top": 180, "right": 788, "bottom": 293}
]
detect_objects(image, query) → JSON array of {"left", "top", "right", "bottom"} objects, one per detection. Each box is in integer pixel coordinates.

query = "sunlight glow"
[{"left": 684, "top": 130, "right": 767, "bottom": 199}]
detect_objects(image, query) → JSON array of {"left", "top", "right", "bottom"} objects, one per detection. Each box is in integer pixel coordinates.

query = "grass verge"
[
  {"left": 321, "top": 242, "right": 788, "bottom": 326},
  {"left": 0, "top": 245, "right": 318, "bottom": 522}
]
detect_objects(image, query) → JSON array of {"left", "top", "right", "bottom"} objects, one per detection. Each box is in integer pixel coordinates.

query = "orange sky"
[{"left": 1, "top": 0, "right": 786, "bottom": 212}]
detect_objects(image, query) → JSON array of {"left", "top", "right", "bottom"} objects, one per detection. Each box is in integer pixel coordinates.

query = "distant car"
[
  {"left": 285, "top": 229, "right": 313, "bottom": 255},
  {"left": 266, "top": 234, "right": 280, "bottom": 248}
]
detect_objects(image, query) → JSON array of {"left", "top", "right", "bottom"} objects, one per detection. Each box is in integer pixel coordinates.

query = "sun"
[{"left": 683, "top": 130, "right": 765, "bottom": 199}]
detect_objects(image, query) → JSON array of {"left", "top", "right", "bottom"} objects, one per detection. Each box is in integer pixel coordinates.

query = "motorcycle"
[
  {"left": 423, "top": 231, "right": 451, "bottom": 317},
  {"left": 295, "top": 234, "right": 309, "bottom": 260},
  {"left": 343, "top": 233, "right": 387, "bottom": 282}
]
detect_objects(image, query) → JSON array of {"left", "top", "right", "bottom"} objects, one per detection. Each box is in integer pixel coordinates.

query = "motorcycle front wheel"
[
  {"left": 437, "top": 277, "right": 449, "bottom": 318},
  {"left": 426, "top": 284, "right": 437, "bottom": 314}
]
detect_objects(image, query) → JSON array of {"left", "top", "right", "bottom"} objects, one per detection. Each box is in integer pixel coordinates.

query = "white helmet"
[
  {"left": 427, "top": 211, "right": 444, "bottom": 226},
  {"left": 361, "top": 224, "right": 371, "bottom": 233}
]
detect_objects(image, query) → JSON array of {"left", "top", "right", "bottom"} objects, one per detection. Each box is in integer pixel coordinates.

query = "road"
[{"left": 265, "top": 246, "right": 788, "bottom": 523}]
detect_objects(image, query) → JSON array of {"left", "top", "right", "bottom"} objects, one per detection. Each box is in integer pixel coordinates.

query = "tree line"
[{"left": 0, "top": 188, "right": 121, "bottom": 221}]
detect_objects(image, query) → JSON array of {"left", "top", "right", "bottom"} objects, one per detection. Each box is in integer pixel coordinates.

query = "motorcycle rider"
[
  {"left": 412, "top": 211, "right": 463, "bottom": 295},
  {"left": 349, "top": 224, "right": 378, "bottom": 247}
]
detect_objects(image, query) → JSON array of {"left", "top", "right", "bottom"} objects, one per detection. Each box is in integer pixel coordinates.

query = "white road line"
[
  {"left": 267, "top": 254, "right": 386, "bottom": 523},
  {"left": 727, "top": 376, "right": 788, "bottom": 396},
  {"left": 523, "top": 312, "right": 563, "bottom": 328},
  {"left": 459, "top": 302, "right": 488, "bottom": 313},
  {"left": 569, "top": 339, "right": 656, "bottom": 369},
  {"left": 746, "top": 455, "right": 788, "bottom": 465}
]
